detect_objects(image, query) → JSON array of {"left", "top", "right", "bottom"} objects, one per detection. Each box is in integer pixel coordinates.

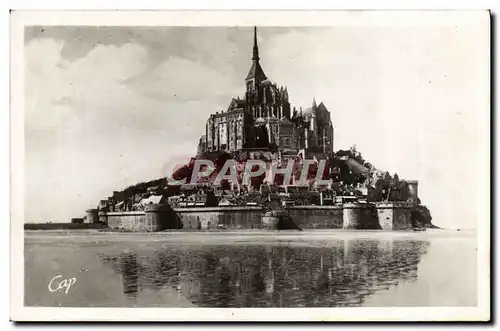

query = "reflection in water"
[
  {"left": 122, "top": 254, "right": 138, "bottom": 297},
  {"left": 99, "top": 239, "right": 429, "bottom": 307}
]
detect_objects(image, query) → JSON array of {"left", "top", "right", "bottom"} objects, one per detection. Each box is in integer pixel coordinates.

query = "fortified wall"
[
  {"left": 96, "top": 202, "right": 413, "bottom": 232},
  {"left": 105, "top": 204, "right": 178, "bottom": 232},
  {"left": 375, "top": 202, "right": 413, "bottom": 230},
  {"left": 170, "top": 206, "right": 263, "bottom": 230},
  {"left": 285, "top": 206, "right": 343, "bottom": 229}
]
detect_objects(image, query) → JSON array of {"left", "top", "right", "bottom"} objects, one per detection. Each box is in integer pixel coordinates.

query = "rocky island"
[{"left": 77, "top": 27, "right": 434, "bottom": 232}]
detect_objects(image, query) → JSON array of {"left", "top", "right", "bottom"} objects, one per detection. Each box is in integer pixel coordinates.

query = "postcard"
[{"left": 10, "top": 10, "right": 490, "bottom": 322}]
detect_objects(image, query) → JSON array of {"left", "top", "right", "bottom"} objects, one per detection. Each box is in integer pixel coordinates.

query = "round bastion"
[{"left": 85, "top": 208, "right": 99, "bottom": 224}]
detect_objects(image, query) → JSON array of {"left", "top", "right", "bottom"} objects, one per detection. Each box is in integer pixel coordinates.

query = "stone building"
[
  {"left": 291, "top": 99, "right": 335, "bottom": 155},
  {"left": 196, "top": 135, "right": 207, "bottom": 156},
  {"left": 203, "top": 27, "right": 334, "bottom": 157},
  {"left": 278, "top": 117, "right": 296, "bottom": 153}
]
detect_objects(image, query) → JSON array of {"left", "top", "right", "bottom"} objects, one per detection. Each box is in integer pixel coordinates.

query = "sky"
[{"left": 24, "top": 23, "right": 489, "bottom": 229}]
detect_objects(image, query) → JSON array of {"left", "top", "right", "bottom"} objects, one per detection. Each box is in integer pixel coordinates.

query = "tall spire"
[
  {"left": 246, "top": 26, "right": 267, "bottom": 84},
  {"left": 252, "top": 26, "right": 259, "bottom": 61}
]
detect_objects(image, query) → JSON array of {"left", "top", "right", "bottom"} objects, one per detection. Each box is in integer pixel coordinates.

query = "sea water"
[{"left": 24, "top": 230, "right": 477, "bottom": 307}]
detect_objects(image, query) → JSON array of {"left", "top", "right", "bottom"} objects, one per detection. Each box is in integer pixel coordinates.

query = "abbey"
[{"left": 202, "top": 27, "right": 334, "bottom": 158}]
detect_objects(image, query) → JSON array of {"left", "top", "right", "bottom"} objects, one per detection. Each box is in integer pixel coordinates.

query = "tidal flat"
[{"left": 24, "top": 229, "right": 477, "bottom": 307}]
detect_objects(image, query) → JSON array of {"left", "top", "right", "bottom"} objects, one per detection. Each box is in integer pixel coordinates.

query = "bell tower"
[{"left": 245, "top": 27, "right": 267, "bottom": 92}]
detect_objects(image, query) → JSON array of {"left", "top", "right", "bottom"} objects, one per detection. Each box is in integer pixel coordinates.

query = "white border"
[{"left": 10, "top": 10, "right": 491, "bottom": 322}]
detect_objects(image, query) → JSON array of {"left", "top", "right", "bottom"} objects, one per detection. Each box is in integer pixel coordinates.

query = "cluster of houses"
[
  {"left": 98, "top": 186, "right": 167, "bottom": 212},
  {"left": 93, "top": 149, "right": 406, "bottom": 214},
  {"left": 96, "top": 180, "right": 378, "bottom": 214}
]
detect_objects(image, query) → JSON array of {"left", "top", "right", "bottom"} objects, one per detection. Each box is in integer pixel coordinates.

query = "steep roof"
[
  {"left": 228, "top": 98, "right": 246, "bottom": 111},
  {"left": 139, "top": 195, "right": 163, "bottom": 205},
  {"left": 246, "top": 27, "right": 267, "bottom": 81},
  {"left": 219, "top": 198, "right": 233, "bottom": 206},
  {"left": 246, "top": 61, "right": 267, "bottom": 81},
  {"left": 317, "top": 102, "right": 330, "bottom": 114}
]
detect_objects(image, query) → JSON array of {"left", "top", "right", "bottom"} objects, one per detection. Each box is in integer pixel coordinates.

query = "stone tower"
[{"left": 245, "top": 27, "right": 267, "bottom": 93}]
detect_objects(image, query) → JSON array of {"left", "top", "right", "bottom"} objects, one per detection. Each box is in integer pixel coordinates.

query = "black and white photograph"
[{"left": 10, "top": 10, "right": 490, "bottom": 322}]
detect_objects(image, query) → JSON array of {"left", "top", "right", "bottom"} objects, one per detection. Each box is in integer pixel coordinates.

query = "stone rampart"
[
  {"left": 285, "top": 205, "right": 343, "bottom": 229},
  {"left": 101, "top": 201, "right": 414, "bottom": 232},
  {"left": 172, "top": 206, "right": 263, "bottom": 230},
  {"left": 375, "top": 202, "right": 413, "bottom": 230}
]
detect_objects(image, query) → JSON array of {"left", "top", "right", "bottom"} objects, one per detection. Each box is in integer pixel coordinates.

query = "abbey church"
[{"left": 201, "top": 27, "right": 334, "bottom": 158}]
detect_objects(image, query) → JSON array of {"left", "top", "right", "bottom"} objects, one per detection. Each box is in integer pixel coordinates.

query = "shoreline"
[{"left": 24, "top": 228, "right": 475, "bottom": 241}]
